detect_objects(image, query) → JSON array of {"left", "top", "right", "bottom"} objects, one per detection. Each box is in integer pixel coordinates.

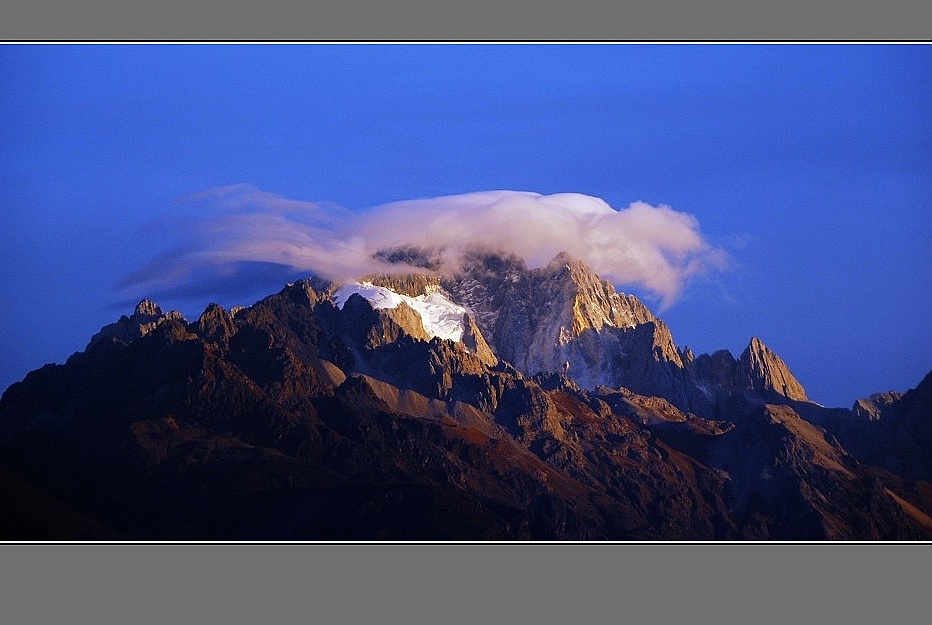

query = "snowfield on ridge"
[{"left": 333, "top": 281, "right": 467, "bottom": 342}]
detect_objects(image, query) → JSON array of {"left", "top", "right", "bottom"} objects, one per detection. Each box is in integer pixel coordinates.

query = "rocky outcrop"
[
  {"left": 443, "top": 251, "right": 678, "bottom": 386},
  {"left": 736, "top": 337, "right": 809, "bottom": 402},
  {"left": 804, "top": 372, "right": 932, "bottom": 482},
  {"left": 853, "top": 391, "right": 903, "bottom": 422},
  {"left": 196, "top": 303, "right": 237, "bottom": 346},
  {"left": 86, "top": 299, "right": 185, "bottom": 349},
  {"left": 459, "top": 313, "right": 498, "bottom": 367},
  {"left": 366, "top": 272, "right": 443, "bottom": 298},
  {"left": 686, "top": 338, "right": 809, "bottom": 408}
]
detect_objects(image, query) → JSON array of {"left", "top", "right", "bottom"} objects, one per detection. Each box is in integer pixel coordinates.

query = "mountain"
[
  {"left": 1, "top": 251, "right": 929, "bottom": 540},
  {"left": 441, "top": 250, "right": 808, "bottom": 415},
  {"left": 803, "top": 371, "right": 932, "bottom": 483},
  {"left": 86, "top": 299, "right": 185, "bottom": 349}
]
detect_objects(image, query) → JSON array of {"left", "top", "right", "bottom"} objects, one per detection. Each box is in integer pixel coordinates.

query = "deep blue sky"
[{"left": 1, "top": 44, "right": 929, "bottom": 407}]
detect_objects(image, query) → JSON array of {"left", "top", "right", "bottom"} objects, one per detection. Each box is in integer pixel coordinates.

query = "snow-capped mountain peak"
[{"left": 333, "top": 281, "right": 467, "bottom": 342}]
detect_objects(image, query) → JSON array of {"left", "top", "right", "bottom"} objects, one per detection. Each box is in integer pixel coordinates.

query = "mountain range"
[{"left": 1, "top": 249, "right": 930, "bottom": 540}]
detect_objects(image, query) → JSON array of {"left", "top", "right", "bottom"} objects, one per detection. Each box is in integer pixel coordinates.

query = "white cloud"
[{"left": 124, "top": 185, "right": 727, "bottom": 308}]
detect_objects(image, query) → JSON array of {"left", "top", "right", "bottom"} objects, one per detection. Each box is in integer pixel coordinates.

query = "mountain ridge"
[{"left": 1, "top": 250, "right": 929, "bottom": 540}]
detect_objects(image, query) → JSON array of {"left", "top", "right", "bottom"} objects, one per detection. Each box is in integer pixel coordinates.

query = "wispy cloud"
[{"left": 122, "top": 185, "right": 727, "bottom": 308}]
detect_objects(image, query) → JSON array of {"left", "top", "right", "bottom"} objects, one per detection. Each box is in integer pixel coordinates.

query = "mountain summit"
[
  {"left": 738, "top": 336, "right": 809, "bottom": 402},
  {"left": 86, "top": 299, "right": 185, "bottom": 349},
  {"left": 1, "top": 251, "right": 929, "bottom": 540}
]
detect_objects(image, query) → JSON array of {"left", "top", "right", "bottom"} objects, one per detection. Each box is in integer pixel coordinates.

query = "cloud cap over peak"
[{"left": 124, "top": 186, "right": 727, "bottom": 309}]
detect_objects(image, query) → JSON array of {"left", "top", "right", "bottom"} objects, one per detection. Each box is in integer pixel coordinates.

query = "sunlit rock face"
[
  {"left": 441, "top": 250, "right": 710, "bottom": 415},
  {"left": 737, "top": 337, "right": 809, "bottom": 402}
]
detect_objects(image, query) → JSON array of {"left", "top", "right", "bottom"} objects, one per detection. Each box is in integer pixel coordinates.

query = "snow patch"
[{"left": 333, "top": 281, "right": 466, "bottom": 342}]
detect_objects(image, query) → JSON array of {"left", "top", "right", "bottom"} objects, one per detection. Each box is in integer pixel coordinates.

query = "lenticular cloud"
[{"left": 124, "top": 185, "right": 727, "bottom": 308}]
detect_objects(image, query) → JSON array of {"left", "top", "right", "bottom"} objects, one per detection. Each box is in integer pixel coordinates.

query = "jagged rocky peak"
[
  {"left": 273, "top": 277, "right": 327, "bottom": 309},
  {"left": 134, "top": 299, "right": 162, "bottom": 317},
  {"left": 852, "top": 390, "right": 904, "bottom": 422},
  {"left": 459, "top": 313, "right": 498, "bottom": 367},
  {"left": 680, "top": 346, "right": 695, "bottom": 365},
  {"left": 196, "top": 303, "right": 237, "bottom": 345},
  {"left": 87, "top": 299, "right": 186, "bottom": 350},
  {"left": 737, "top": 336, "right": 808, "bottom": 402},
  {"left": 540, "top": 251, "right": 658, "bottom": 336},
  {"left": 441, "top": 249, "right": 689, "bottom": 395},
  {"left": 443, "top": 249, "right": 660, "bottom": 343}
]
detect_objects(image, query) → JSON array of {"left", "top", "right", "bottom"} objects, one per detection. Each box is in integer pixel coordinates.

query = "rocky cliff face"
[
  {"left": 443, "top": 252, "right": 663, "bottom": 375},
  {"left": 736, "top": 337, "right": 809, "bottom": 402},
  {"left": 440, "top": 251, "right": 714, "bottom": 415},
  {"left": 440, "top": 251, "right": 820, "bottom": 418},
  {"left": 685, "top": 337, "right": 810, "bottom": 408}
]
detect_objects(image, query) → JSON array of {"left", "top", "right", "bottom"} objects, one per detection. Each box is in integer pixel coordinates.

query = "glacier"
[{"left": 333, "top": 281, "right": 466, "bottom": 342}]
